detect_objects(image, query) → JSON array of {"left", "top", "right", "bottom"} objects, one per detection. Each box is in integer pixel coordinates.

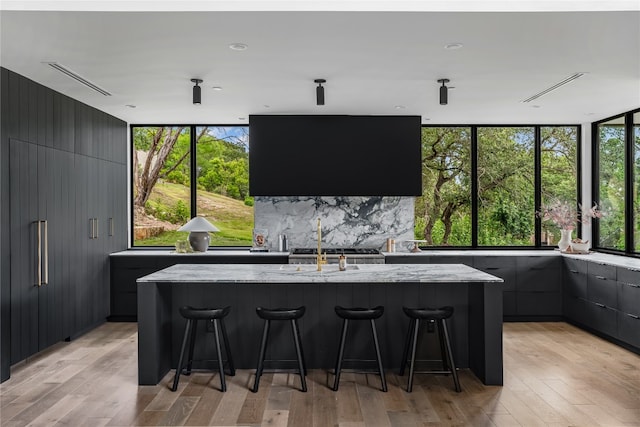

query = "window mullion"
[{"left": 190, "top": 125, "right": 197, "bottom": 218}]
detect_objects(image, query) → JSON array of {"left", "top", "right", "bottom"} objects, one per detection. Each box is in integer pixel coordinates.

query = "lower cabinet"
[
  {"left": 616, "top": 267, "right": 640, "bottom": 348},
  {"left": 562, "top": 259, "right": 640, "bottom": 353}
]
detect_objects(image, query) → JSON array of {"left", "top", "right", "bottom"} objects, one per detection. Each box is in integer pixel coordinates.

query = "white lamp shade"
[{"left": 178, "top": 216, "right": 220, "bottom": 232}]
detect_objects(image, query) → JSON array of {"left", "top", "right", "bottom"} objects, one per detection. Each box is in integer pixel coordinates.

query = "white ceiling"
[{"left": 1, "top": 1, "right": 639, "bottom": 125}]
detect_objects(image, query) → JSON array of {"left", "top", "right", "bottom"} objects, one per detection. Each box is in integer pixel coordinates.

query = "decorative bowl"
[{"left": 570, "top": 241, "right": 590, "bottom": 253}]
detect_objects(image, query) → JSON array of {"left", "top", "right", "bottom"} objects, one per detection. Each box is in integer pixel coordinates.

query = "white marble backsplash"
[{"left": 253, "top": 196, "right": 415, "bottom": 251}]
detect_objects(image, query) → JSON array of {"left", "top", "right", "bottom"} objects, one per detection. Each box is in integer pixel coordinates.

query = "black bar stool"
[
  {"left": 252, "top": 306, "right": 307, "bottom": 393},
  {"left": 400, "top": 306, "right": 461, "bottom": 393},
  {"left": 332, "top": 305, "right": 387, "bottom": 392},
  {"left": 171, "top": 306, "right": 235, "bottom": 392}
]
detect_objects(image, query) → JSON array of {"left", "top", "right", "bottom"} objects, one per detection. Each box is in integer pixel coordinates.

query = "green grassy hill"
[{"left": 137, "top": 181, "right": 254, "bottom": 246}]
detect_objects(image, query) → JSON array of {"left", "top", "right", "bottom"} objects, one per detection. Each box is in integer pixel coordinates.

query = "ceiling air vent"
[
  {"left": 522, "top": 73, "right": 585, "bottom": 103},
  {"left": 44, "top": 62, "right": 112, "bottom": 96}
]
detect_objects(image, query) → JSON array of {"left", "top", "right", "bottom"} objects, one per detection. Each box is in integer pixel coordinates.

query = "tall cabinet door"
[
  {"left": 9, "top": 139, "right": 39, "bottom": 362},
  {"left": 9, "top": 139, "right": 68, "bottom": 361}
]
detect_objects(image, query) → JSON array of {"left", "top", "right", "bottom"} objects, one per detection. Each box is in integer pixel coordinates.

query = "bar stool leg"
[
  {"left": 407, "top": 318, "right": 420, "bottom": 392},
  {"left": 332, "top": 318, "right": 349, "bottom": 391},
  {"left": 185, "top": 319, "right": 198, "bottom": 375},
  {"left": 370, "top": 319, "right": 388, "bottom": 392},
  {"left": 220, "top": 318, "right": 236, "bottom": 376},
  {"left": 399, "top": 318, "right": 416, "bottom": 376},
  {"left": 212, "top": 319, "right": 227, "bottom": 392},
  {"left": 172, "top": 318, "right": 192, "bottom": 392},
  {"left": 293, "top": 318, "right": 307, "bottom": 376},
  {"left": 436, "top": 321, "right": 449, "bottom": 372},
  {"left": 252, "top": 320, "right": 270, "bottom": 393},
  {"left": 291, "top": 319, "right": 307, "bottom": 392},
  {"left": 441, "top": 319, "right": 461, "bottom": 392}
]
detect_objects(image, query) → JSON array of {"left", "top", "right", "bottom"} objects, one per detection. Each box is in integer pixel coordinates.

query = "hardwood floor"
[{"left": 1, "top": 322, "right": 639, "bottom": 426}]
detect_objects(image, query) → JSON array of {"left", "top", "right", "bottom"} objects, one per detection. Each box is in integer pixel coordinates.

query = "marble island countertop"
[{"left": 137, "top": 263, "right": 504, "bottom": 284}]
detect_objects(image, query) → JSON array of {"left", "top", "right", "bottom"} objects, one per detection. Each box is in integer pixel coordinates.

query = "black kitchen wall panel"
[{"left": 0, "top": 67, "right": 127, "bottom": 382}]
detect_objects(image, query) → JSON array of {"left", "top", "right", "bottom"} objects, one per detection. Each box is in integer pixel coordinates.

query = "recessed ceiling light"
[
  {"left": 422, "top": 118, "right": 431, "bottom": 121},
  {"left": 212, "top": 86, "right": 223, "bottom": 91},
  {"left": 229, "top": 43, "right": 248, "bottom": 51},
  {"left": 264, "top": 105, "right": 271, "bottom": 108},
  {"left": 532, "top": 105, "right": 541, "bottom": 108},
  {"left": 444, "top": 43, "right": 463, "bottom": 50},
  {"left": 238, "top": 117, "right": 246, "bottom": 120},
  {"left": 394, "top": 105, "right": 406, "bottom": 110},
  {"left": 125, "top": 104, "right": 136, "bottom": 108}
]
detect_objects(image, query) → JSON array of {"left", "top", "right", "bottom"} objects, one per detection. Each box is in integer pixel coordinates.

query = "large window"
[
  {"left": 478, "top": 127, "right": 535, "bottom": 246},
  {"left": 416, "top": 125, "right": 579, "bottom": 247},
  {"left": 415, "top": 127, "right": 471, "bottom": 246},
  {"left": 540, "top": 126, "right": 579, "bottom": 246},
  {"left": 132, "top": 125, "right": 252, "bottom": 247},
  {"left": 595, "top": 108, "right": 640, "bottom": 255},
  {"left": 596, "top": 117, "right": 626, "bottom": 250}
]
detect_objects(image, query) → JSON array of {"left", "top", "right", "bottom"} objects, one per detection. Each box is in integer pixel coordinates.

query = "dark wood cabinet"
[
  {"left": 1, "top": 67, "right": 127, "bottom": 382},
  {"left": 8, "top": 139, "right": 77, "bottom": 362},
  {"left": 473, "top": 256, "right": 516, "bottom": 316},
  {"left": 616, "top": 267, "right": 640, "bottom": 348}
]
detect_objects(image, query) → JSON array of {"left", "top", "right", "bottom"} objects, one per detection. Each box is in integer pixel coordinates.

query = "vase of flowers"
[{"left": 536, "top": 200, "right": 603, "bottom": 251}]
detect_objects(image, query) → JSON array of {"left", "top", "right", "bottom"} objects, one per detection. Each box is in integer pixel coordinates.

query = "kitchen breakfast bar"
[{"left": 137, "top": 263, "right": 504, "bottom": 387}]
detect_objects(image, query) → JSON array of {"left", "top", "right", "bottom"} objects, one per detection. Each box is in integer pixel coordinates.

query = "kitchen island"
[{"left": 137, "top": 263, "right": 504, "bottom": 386}]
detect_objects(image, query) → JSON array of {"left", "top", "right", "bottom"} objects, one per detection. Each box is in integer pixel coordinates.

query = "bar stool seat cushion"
[
  {"left": 180, "top": 306, "right": 230, "bottom": 320},
  {"left": 403, "top": 306, "right": 453, "bottom": 320},
  {"left": 256, "top": 306, "right": 305, "bottom": 320},
  {"left": 335, "top": 305, "right": 384, "bottom": 320}
]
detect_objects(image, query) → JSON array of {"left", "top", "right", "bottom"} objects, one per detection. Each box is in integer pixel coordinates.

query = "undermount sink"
[{"left": 280, "top": 264, "right": 360, "bottom": 273}]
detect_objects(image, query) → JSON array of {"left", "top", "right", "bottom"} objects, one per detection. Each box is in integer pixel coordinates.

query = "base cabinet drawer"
[
  {"left": 564, "top": 267, "right": 587, "bottom": 299},
  {"left": 587, "top": 274, "right": 617, "bottom": 308},
  {"left": 564, "top": 296, "right": 589, "bottom": 325},
  {"left": 516, "top": 292, "right": 561, "bottom": 316},
  {"left": 618, "top": 312, "right": 640, "bottom": 348},
  {"left": 585, "top": 301, "right": 618, "bottom": 338},
  {"left": 617, "top": 281, "right": 640, "bottom": 316},
  {"left": 516, "top": 257, "right": 562, "bottom": 292}
]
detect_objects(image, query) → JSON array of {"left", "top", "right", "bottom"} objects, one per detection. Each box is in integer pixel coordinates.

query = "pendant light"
[
  {"left": 314, "top": 79, "right": 326, "bottom": 105},
  {"left": 191, "top": 78, "right": 203, "bottom": 104},
  {"left": 437, "top": 78, "right": 450, "bottom": 105}
]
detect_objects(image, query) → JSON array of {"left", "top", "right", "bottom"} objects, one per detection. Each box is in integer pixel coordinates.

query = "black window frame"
[
  {"left": 129, "top": 123, "right": 251, "bottom": 249},
  {"left": 592, "top": 107, "right": 640, "bottom": 257},
  {"left": 419, "top": 124, "right": 581, "bottom": 250}
]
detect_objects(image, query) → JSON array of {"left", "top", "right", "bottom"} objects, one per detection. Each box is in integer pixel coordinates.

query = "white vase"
[{"left": 558, "top": 229, "right": 572, "bottom": 252}]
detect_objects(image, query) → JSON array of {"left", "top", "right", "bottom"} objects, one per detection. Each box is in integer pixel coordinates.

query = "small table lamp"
[{"left": 178, "top": 217, "right": 219, "bottom": 252}]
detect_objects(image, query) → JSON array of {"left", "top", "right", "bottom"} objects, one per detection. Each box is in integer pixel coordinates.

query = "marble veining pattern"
[
  {"left": 137, "top": 263, "right": 504, "bottom": 284},
  {"left": 253, "top": 196, "right": 414, "bottom": 251}
]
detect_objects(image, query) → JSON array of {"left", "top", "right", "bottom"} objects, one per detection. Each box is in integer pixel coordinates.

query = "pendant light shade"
[
  {"left": 437, "top": 79, "right": 450, "bottom": 105},
  {"left": 314, "top": 78, "right": 326, "bottom": 105},
  {"left": 191, "top": 78, "right": 203, "bottom": 104}
]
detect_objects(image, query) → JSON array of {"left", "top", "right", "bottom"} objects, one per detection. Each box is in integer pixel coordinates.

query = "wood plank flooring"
[{"left": 1, "top": 322, "right": 639, "bottom": 426}]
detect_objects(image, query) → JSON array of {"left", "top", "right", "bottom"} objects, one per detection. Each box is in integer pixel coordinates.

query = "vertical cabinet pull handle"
[
  {"left": 35, "top": 220, "right": 42, "bottom": 287},
  {"left": 43, "top": 220, "right": 48, "bottom": 285},
  {"left": 109, "top": 217, "right": 114, "bottom": 237},
  {"left": 33, "top": 220, "right": 48, "bottom": 287},
  {"left": 95, "top": 218, "right": 99, "bottom": 239},
  {"left": 89, "top": 218, "right": 93, "bottom": 239}
]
